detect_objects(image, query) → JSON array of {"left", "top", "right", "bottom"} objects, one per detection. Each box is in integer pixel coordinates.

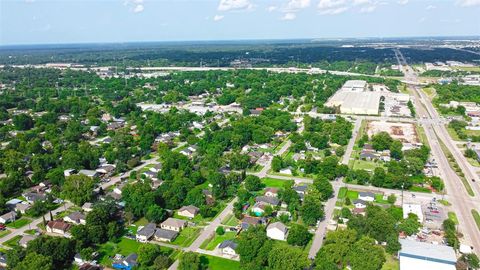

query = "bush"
[{"left": 216, "top": 226, "right": 225, "bottom": 235}]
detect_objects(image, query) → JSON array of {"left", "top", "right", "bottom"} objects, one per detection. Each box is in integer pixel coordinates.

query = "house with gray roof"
[
  {"left": 255, "top": 196, "right": 280, "bottom": 206},
  {"left": 136, "top": 223, "right": 156, "bottom": 243},
  {"left": 160, "top": 218, "right": 187, "bottom": 232},
  {"left": 218, "top": 240, "right": 238, "bottom": 257},
  {"left": 154, "top": 228, "right": 178, "bottom": 242}
]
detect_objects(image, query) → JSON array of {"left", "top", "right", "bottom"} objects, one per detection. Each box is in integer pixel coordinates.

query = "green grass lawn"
[
  {"left": 352, "top": 159, "right": 382, "bottom": 172},
  {"left": 172, "top": 227, "right": 201, "bottom": 247},
  {"left": 346, "top": 190, "right": 359, "bottom": 200},
  {"left": 133, "top": 217, "right": 149, "bottom": 227},
  {"left": 200, "top": 231, "right": 237, "bottom": 250},
  {"left": 24, "top": 229, "right": 37, "bottom": 235},
  {"left": 446, "top": 127, "right": 461, "bottom": 141},
  {"left": 438, "top": 200, "right": 451, "bottom": 206},
  {"left": 472, "top": 210, "right": 480, "bottom": 230},
  {"left": 338, "top": 187, "right": 347, "bottom": 199},
  {"left": 261, "top": 177, "right": 293, "bottom": 189},
  {"left": 221, "top": 214, "right": 239, "bottom": 227},
  {"left": 448, "top": 212, "right": 459, "bottom": 225},
  {"left": 6, "top": 218, "right": 32, "bottom": 229},
  {"left": 382, "top": 253, "right": 399, "bottom": 270},
  {"left": 0, "top": 230, "right": 11, "bottom": 238},
  {"left": 374, "top": 194, "right": 389, "bottom": 204},
  {"left": 415, "top": 124, "right": 428, "bottom": 145},
  {"left": 3, "top": 235, "right": 22, "bottom": 248},
  {"left": 199, "top": 255, "right": 240, "bottom": 270},
  {"left": 98, "top": 238, "right": 174, "bottom": 266}
]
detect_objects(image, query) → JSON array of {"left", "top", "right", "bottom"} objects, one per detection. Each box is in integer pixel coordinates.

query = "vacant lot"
[{"left": 367, "top": 121, "right": 419, "bottom": 144}]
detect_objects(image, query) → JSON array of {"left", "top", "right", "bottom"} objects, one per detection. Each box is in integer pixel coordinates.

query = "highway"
[{"left": 395, "top": 49, "right": 480, "bottom": 251}]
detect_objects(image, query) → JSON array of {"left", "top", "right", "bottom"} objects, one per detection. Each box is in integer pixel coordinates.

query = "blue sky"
[{"left": 0, "top": 0, "right": 479, "bottom": 45}]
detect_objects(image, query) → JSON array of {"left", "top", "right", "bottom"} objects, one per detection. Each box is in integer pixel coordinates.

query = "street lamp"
[{"left": 401, "top": 183, "right": 405, "bottom": 206}]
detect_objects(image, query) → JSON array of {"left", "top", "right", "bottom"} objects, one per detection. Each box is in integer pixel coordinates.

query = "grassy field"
[
  {"left": 98, "top": 238, "right": 175, "bottom": 266},
  {"left": 338, "top": 187, "right": 347, "bottom": 199},
  {"left": 448, "top": 212, "right": 459, "bottom": 225},
  {"left": 221, "top": 214, "right": 239, "bottom": 227},
  {"left": 438, "top": 199, "right": 451, "bottom": 206},
  {"left": 382, "top": 254, "right": 400, "bottom": 270},
  {"left": 352, "top": 159, "right": 382, "bottom": 172},
  {"left": 437, "top": 136, "right": 475, "bottom": 197},
  {"left": 6, "top": 218, "right": 32, "bottom": 229},
  {"left": 0, "top": 230, "right": 11, "bottom": 238},
  {"left": 3, "top": 235, "right": 22, "bottom": 248},
  {"left": 472, "top": 209, "right": 480, "bottom": 230},
  {"left": 200, "top": 231, "right": 237, "bottom": 250},
  {"left": 199, "top": 255, "right": 240, "bottom": 270},
  {"left": 446, "top": 127, "right": 461, "bottom": 141},
  {"left": 261, "top": 177, "right": 293, "bottom": 188},
  {"left": 172, "top": 227, "right": 201, "bottom": 247},
  {"left": 415, "top": 124, "right": 428, "bottom": 145},
  {"left": 346, "top": 190, "right": 359, "bottom": 200}
]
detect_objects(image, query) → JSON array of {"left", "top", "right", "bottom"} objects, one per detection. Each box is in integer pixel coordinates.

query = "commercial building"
[{"left": 399, "top": 239, "right": 456, "bottom": 270}]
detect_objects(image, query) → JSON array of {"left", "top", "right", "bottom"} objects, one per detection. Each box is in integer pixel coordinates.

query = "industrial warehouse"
[{"left": 325, "top": 80, "right": 411, "bottom": 116}]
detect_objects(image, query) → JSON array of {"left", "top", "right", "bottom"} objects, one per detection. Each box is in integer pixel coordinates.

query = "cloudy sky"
[{"left": 0, "top": 0, "right": 479, "bottom": 45}]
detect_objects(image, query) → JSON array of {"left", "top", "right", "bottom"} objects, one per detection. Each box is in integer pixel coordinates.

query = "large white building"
[
  {"left": 399, "top": 239, "right": 457, "bottom": 270},
  {"left": 402, "top": 204, "right": 424, "bottom": 223},
  {"left": 325, "top": 80, "right": 381, "bottom": 115}
]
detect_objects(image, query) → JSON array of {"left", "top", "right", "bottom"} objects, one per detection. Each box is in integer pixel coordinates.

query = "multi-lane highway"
[{"left": 395, "top": 49, "right": 480, "bottom": 251}]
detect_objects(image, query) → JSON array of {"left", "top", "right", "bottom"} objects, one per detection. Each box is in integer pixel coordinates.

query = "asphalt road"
[{"left": 395, "top": 49, "right": 480, "bottom": 251}]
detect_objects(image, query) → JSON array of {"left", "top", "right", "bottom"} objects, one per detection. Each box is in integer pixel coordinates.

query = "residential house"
[
  {"left": 46, "top": 220, "right": 72, "bottom": 236},
  {"left": 0, "top": 252, "right": 7, "bottom": 268},
  {"left": 358, "top": 192, "right": 375, "bottom": 202},
  {"left": 353, "top": 199, "right": 367, "bottom": 209},
  {"left": 160, "top": 218, "right": 187, "bottom": 232},
  {"left": 79, "top": 264, "right": 102, "bottom": 270},
  {"left": 23, "top": 192, "right": 47, "bottom": 204},
  {"left": 78, "top": 169, "right": 99, "bottom": 178},
  {"left": 266, "top": 222, "right": 288, "bottom": 241},
  {"left": 64, "top": 169, "right": 77, "bottom": 177},
  {"left": 136, "top": 223, "right": 156, "bottom": 243},
  {"left": 14, "top": 203, "right": 31, "bottom": 214},
  {"left": 19, "top": 235, "right": 37, "bottom": 248},
  {"left": 0, "top": 211, "right": 17, "bottom": 224},
  {"left": 252, "top": 202, "right": 269, "bottom": 216},
  {"left": 264, "top": 188, "right": 279, "bottom": 198},
  {"left": 64, "top": 211, "right": 87, "bottom": 225},
  {"left": 292, "top": 185, "right": 308, "bottom": 200},
  {"left": 255, "top": 196, "right": 280, "bottom": 206},
  {"left": 112, "top": 253, "right": 137, "bottom": 270},
  {"left": 218, "top": 240, "right": 238, "bottom": 257},
  {"left": 154, "top": 228, "right": 178, "bottom": 242},
  {"left": 177, "top": 205, "right": 200, "bottom": 219},
  {"left": 240, "top": 216, "right": 266, "bottom": 230},
  {"left": 82, "top": 202, "right": 94, "bottom": 212}
]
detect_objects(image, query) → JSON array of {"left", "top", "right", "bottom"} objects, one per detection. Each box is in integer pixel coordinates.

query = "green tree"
[
  {"left": 313, "top": 176, "right": 333, "bottom": 201},
  {"left": 371, "top": 132, "right": 393, "bottom": 151},
  {"left": 145, "top": 205, "right": 166, "bottom": 223},
  {"left": 397, "top": 213, "right": 421, "bottom": 235},
  {"left": 245, "top": 175, "right": 263, "bottom": 192},
  {"left": 390, "top": 140, "right": 403, "bottom": 160},
  {"left": 348, "top": 236, "right": 386, "bottom": 270},
  {"left": 301, "top": 188, "right": 325, "bottom": 226},
  {"left": 15, "top": 252, "right": 52, "bottom": 270},
  {"left": 61, "top": 174, "right": 95, "bottom": 206},
  {"left": 271, "top": 156, "right": 283, "bottom": 172},
  {"left": 287, "top": 224, "right": 312, "bottom": 247},
  {"left": 138, "top": 244, "right": 161, "bottom": 267},
  {"left": 178, "top": 252, "right": 201, "bottom": 270},
  {"left": 267, "top": 243, "right": 309, "bottom": 270},
  {"left": 153, "top": 255, "right": 172, "bottom": 270}
]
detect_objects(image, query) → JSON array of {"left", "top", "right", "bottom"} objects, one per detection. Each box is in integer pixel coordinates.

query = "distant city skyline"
[{"left": 1, "top": 0, "right": 479, "bottom": 45}]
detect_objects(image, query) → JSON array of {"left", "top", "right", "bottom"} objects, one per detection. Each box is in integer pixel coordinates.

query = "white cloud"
[
  {"left": 218, "top": 0, "right": 253, "bottom": 11},
  {"left": 457, "top": 0, "right": 480, "bottom": 7},
  {"left": 418, "top": 17, "right": 426, "bottom": 23},
  {"left": 285, "top": 0, "right": 311, "bottom": 11},
  {"left": 318, "top": 0, "right": 346, "bottom": 9},
  {"left": 133, "top": 4, "right": 144, "bottom": 13},
  {"left": 425, "top": 4, "right": 436, "bottom": 10},
  {"left": 359, "top": 5, "right": 376, "bottom": 12},
  {"left": 353, "top": 0, "right": 370, "bottom": 5},
  {"left": 267, "top": 5, "right": 278, "bottom": 12},
  {"left": 320, "top": 6, "right": 349, "bottom": 14},
  {"left": 213, "top": 14, "right": 225, "bottom": 21},
  {"left": 282, "top": 12, "right": 297, "bottom": 20},
  {"left": 397, "top": 0, "right": 408, "bottom": 5}
]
